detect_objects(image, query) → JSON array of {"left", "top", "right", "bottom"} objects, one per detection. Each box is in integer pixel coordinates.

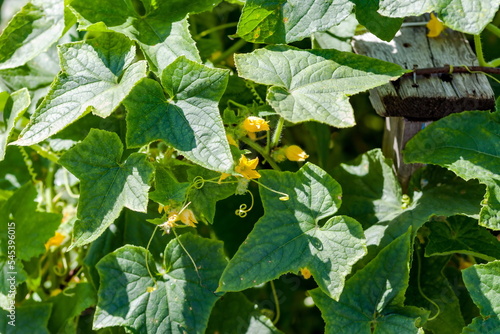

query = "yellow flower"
[
  {"left": 226, "top": 134, "right": 238, "bottom": 147},
  {"left": 285, "top": 145, "right": 309, "bottom": 162},
  {"left": 178, "top": 209, "right": 198, "bottom": 227},
  {"left": 45, "top": 232, "right": 65, "bottom": 250},
  {"left": 242, "top": 116, "right": 270, "bottom": 133},
  {"left": 427, "top": 13, "right": 445, "bottom": 38},
  {"left": 300, "top": 267, "right": 312, "bottom": 279},
  {"left": 161, "top": 208, "right": 198, "bottom": 233},
  {"left": 235, "top": 155, "right": 261, "bottom": 179}
]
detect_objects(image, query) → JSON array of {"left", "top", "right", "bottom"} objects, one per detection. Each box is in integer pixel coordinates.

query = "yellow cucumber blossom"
[
  {"left": 285, "top": 145, "right": 309, "bottom": 162},
  {"left": 218, "top": 172, "right": 231, "bottom": 184},
  {"left": 45, "top": 232, "right": 65, "bottom": 250},
  {"left": 161, "top": 208, "right": 198, "bottom": 233},
  {"left": 426, "top": 13, "right": 445, "bottom": 37},
  {"left": 243, "top": 116, "right": 270, "bottom": 132},
  {"left": 235, "top": 155, "right": 261, "bottom": 180},
  {"left": 242, "top": 116, "right": 269, "bottom": 140}
]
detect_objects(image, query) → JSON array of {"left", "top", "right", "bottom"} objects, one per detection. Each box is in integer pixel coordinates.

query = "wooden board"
[{"left": 353, "top": 16, "right": 495, "bottom": 120}]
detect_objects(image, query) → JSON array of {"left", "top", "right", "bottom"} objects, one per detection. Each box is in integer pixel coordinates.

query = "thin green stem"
[
  {"left": 173, "top": 229, "right": 203, "bottom": 286},
  {"left": 240, "top": 136, "right": 281, "bottom": 171},
  {"left": 45, "top": 163, "right": 55, "bottom": 212},
  {"left": 271, "top": 117, "right": 285, "bottom": 148},
  {"left": 416, "top": 243, "right": 441, "bottom": 321},
  {"left": 145, "top": 225, "right": 159, "bottom": 284},
  {"left": 30, "top": 144, "right": 59, "bottom": 163},
  {"left": 490, "top": 58, "right": 500, "bottom": 67},
  {"left": 474, "top": 34, "right": 488, "bottom": 67},
  {"left": 194, "top": 22, "right": 238, "bottom": 39},
  {"left": 213, "top": 38, "right": 247, "bottom": 65},
  {"left": 270, "top": 280, "right": 280, "bottom": 325},
  {"left": 486, "top": 23, "right": 500, "bottom": 38}
]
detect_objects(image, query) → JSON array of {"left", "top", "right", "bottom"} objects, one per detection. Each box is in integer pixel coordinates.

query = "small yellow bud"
[
  {"left": 285, "top": 145, "right": 309, "bottom": 162},
  {"left": 300, "top": 267, "right": 312, "bottom": 279},
  {"left": 427, "top": 13, "right": 445, "bottom": 38},
  {"left": 235, "top": 155, "right": 261, "bottom": 180},
  {"left": 242, "top": 116, "right": 270, "bottom": 133},
  {"left": 226, "top": 134, "right": 238, "bottom": 147}
]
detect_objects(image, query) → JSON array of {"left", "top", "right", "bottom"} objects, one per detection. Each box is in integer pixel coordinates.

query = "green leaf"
[
  {"left": 46, "top": 283, "right": 97, "bottom": 334},
  {"left": 0, "top": 303, "right": 52, "bottom": 334},
  {"left": 12, "top": 32, "right": 147, "bottom": 146},
  {"left": 351, "top": 0, "right": 403, "bottom": 42},
  {"left": 0, "top": 256, "right": 27, "bottom": 309},
  {"left": 70, "top": 0, "right": 207, "bottom": 73},
  {"left": 94, "top": 233, "right": 227, "bottom": 333},
  {"left": 207, "top": 292, "right": 282, "bottom": 334},
  {"left": 312, "top": 14, "right": 358, "bottom": 52},
  {"left": 236, "top": 0, "right": 354, "bottom": 44},
  {"left": 84, "top": 210, "right": 174, "bottom": 288},
  {"left": 331, "top": 149, "right": 403, "bottom": 229},
  {"left": 124, "top": 57, "right": 233, "bottom": 173},
  {"left": 0, "top": 88, "right": 30, "bottom": 161},
  {"left": 149, "top": 164, "right": 190, "bottom": 206},
  {"left": 187, "top": 166, "right": 236, "bottom": 224},
  {"left": 0, "top": 45, "right": 60, "bottom": 92},
  {"left": 218, "top": 163, "right": 366, "bottom": 299},
  {"left": 0, "top": 183, "right": 61, "bottom": 260},
  {"left": 404, "top": 110, "right": 500, "bottom": 230},
  {"left": 0, "top": 0, "right": 67, "bottom": 70},
  {"left": 58, "top": 129, "right": 154, "bottom": 248},
  {"left": 426, "top": 216, "right": 500, "bottom": 261},
  {"left": 462, "top": 261, "right": 500, "bottom": 332},
  {"left": 310, "top": 229, "right": 429, "bottom": 333},
  {"left": 334, "top": 150, "right": 484, "bottom": 259},
  {"left": 235, "top": 46, "right": 406, "bottom": 128},
  {"left": 378, "top": 0, "right": 500, "bottom": 34},
  {"left": 406, "top": 250, "right": 465, "bottom": 333}
]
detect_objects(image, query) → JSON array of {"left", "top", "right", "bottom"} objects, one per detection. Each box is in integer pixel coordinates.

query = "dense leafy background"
[{"left": 1, "top": 0, "right": 500, "bottom": 333}]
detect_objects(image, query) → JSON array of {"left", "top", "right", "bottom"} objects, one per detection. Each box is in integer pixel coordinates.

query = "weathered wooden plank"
[{"left": 353, "top": 16, "right": 495, "bottom": 120}]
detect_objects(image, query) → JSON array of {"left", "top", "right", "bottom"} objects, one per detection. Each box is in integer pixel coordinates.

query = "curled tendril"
[
  {"left": 252, "top": 180, "right": 290, "bottom": 201},
  {"left": 235, "top": 190, "right": 254, "bottom": 218},
  {"left": 192, "top": 176, "right": 205, "bottom": 189}
]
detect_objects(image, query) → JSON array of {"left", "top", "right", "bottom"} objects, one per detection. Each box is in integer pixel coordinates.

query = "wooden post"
[{"left": 352, "top": 15, "right": 495, "bottom": 191}]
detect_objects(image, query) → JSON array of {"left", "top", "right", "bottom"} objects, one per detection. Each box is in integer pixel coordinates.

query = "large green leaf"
[
  {"left": 334, "top": 150, "right": 484, "bottom": 258},
  {"left": 405, "top": 110, "right": 500, "bottom": 230},
  {"left": 310, "top": 229, "right": 429, "bottom": 333},
  {"left": 378, "top": 0, "right": 500, "bottom": 34},
  {"left": 406, "top": 249, "right": 465, "bottom": 333},
  {"left": 0, "top": 0, "right": 67, "bottom": 70},
  {"left": 426, "top": 216, "right": 500, "bottom": 261},
  {"left": 46, "top": 283, "right": 97, "bottom": 333},
  {"left": 462, "top": 261, "right": 500, "bottom": 332},
  {"left": 0, "top": 183, "right": 61, "bottom": 261},
  {"left": 94, "top": 233, "right": 227, "bottom": 333},
  {"left": 12, "top": 32, "right": 147, "bottom": 146},
  {"left": 124, "top": 57, "right": 233, "bottom": 173},
  {"left": 207, "top": 292, "right": 282, "bottom": 334},
  {"left": 70, "top": 0, "right": 205, "bottom": 73},
  {"left": 236, "top": 0, "right": 353, "bottom": 44},
  {"left": 235, "top": 46, "right": 406, "bottom": 128},
  {"left": 0, "top": 88, "right": 30, "bottom": 161},
  {"left": 0, "top": 303, "right": 52, "bottom": 334},
  {"left": 58, "top": 129, "right": 154, "bottom": 248},
  {"left": 218, "top": 163, "right": 366, "bottom": 299}
]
